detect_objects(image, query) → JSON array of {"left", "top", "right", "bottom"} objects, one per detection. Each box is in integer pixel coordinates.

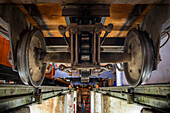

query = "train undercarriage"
[{"left": 0, "top": 1, "right": 169, "bottom": 88}]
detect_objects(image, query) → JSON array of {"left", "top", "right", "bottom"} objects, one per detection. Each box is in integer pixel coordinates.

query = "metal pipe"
[
  {"left": 93, "top": 33, "right": 97, "bottom": 64},
  {"left": 100, "top": 32, "right": 109, "bottom": 45},
  {"left": 100, "top": 24, "right": 113, "bottom": 45},
  {"left": 71, "top": 32, "right": 74, "bottom": 65},
  {"left": 54, "top": 78, "right": 70, "bottom": 85},
  {"left": 58, "top": 25, "right": 70, "bottom": 48},
  {"left": 63, "top": 33, "right": 70, "bottom": 48}
]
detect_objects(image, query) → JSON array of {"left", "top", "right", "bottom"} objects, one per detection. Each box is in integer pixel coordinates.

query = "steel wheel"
[
  {"left": 17, "top": 29, "right": 46, "bottom": 87},
  {"left": 17, "top": 32, "right": 30, "bottom": 85},
  {"left": 26, "top": 29, "right": 47, "bottom": 87},
  {"left": 123, "top": 28, "right": 154, "bottom": 86}
]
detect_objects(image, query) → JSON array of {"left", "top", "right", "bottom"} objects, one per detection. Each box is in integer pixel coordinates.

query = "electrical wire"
[{"left": 160, "top": 32, "right": 170, "bottom": 48}]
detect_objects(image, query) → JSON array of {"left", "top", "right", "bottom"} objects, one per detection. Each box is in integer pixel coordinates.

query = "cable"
[{"left": 160, "top": 32, "right": 170, "bottom": 48}]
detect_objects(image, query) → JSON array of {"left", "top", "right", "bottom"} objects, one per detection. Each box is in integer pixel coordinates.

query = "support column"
[
  {"left": 91, "top": 91, "right": 94, "bottom": 113},
  {"left": 73, "top": 91, "right": 77, "bottom": 113}
]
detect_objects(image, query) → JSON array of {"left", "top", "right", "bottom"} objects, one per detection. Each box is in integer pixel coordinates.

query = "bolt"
[
  {"left": 58, "top": 25, "right": 65, "bottom": 31},
  {"left": 138, "top": 68, "right": 141, "bottom": 73},
  {"left": 130, "top": 70, "right": 132, "bottom": 73},
  {"left": 30, "top": 68, "right": 33, "bottom": 75},
  {"left": 107, "top": 23, "right": 113, "bottom": 30}
]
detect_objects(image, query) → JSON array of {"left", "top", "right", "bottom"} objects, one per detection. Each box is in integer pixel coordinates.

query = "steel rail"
[
  {"left": 95, "top": 84, "right": 170, "bottom": 112},
  {"left": 0, "top": 84, "right": 73, "bottom": 112}
]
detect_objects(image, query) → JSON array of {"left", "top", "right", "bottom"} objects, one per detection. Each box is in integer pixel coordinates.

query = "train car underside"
[{"left": 0, "top": 1, "right": 170, "bottom": 87}]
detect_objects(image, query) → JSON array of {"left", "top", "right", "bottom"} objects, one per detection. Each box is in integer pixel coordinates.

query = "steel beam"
[
  {"left": 43, "top": 52, "right": 131, "bottom": 64},
  {"left": 47, "top": 46, "right": 69, "bottom": 52},
  {"left": 100, "top": 53, "right": 131, "bottom": 63},
  {"left": 46, "top": 45, "right": 124, "bottom": 53},
  {"left": 0, "top": 85, "right": 73, "bottom": 112},
  {"left": 45, "top": 37, "right": 125, "bottom": 46},
  {"left": 43, "top": 52, "right": 71, "bottom": 63},
  {"left": 0, "top": 0, "right": 170, "bottom": 4},
  {"left": 62, "top": 5, "right": 110, "bottom": 17},
  {"left": 101, "top": 46, "right": 123, "bottom": 53}
]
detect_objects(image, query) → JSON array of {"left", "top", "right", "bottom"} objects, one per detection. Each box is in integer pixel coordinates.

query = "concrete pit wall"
[
  {"left": 29, "top": 92, "right": 73, "bottom": 113},
  {"left": 94, "top": 92, "right": 143, "bottom": 113},
  {"left": 94, "top": 92, "right": 102, "bottom": 113}
]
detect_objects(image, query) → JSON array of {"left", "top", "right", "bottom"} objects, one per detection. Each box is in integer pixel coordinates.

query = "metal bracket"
[
  {"left": 34, "top": 88, "right": 42, "bottom": 104},
  {"left": 167, "top": 94, "right": 170, "bottom": 105},
  {"left": 127, "top": 88, "right": 134, "bottom": 104}
]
